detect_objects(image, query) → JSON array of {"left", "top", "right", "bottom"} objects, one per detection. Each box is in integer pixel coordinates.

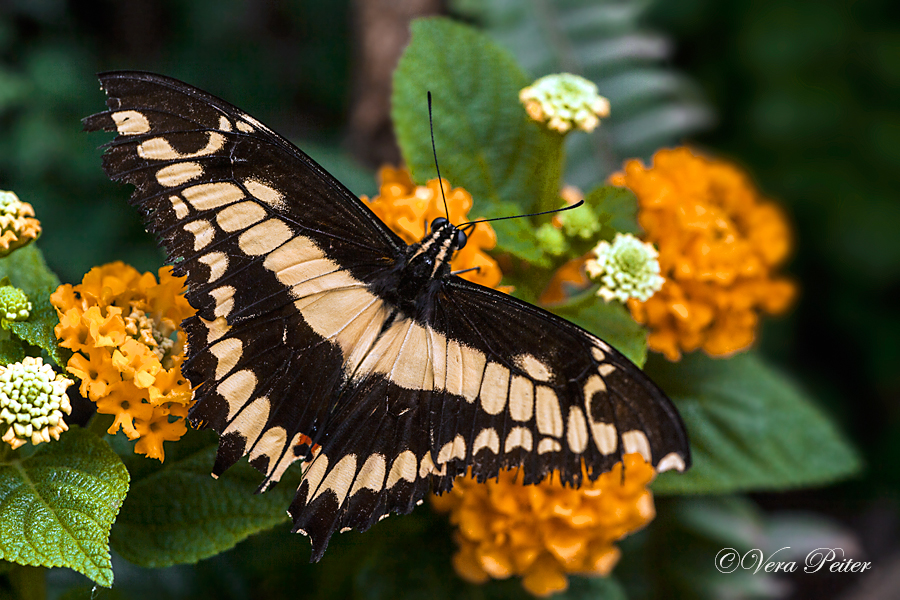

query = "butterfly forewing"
[{"left": 86, "top": 71, "right": 690, "bottom": 563}]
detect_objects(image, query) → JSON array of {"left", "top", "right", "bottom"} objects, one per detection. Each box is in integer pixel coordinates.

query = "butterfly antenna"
[
  {"left": 428, "top": 92, "right": 450, "bottom": 221},
  {"left": 459, "top": 199, "right": 585, "bottom": 233}
]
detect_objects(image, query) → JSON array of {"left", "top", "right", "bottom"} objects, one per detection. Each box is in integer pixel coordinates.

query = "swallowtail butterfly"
[{"left": 85, "top": 72, "right": 690, "bottom": 561}]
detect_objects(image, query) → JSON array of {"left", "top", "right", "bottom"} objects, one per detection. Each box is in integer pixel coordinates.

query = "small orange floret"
[
  {"left": 362, "top": 166, "right": 504, "bottom": 290},
  {"left": 612, "top": 147, "right": 796, "bottom": 360},
  {"left": 51, "top": 262, "right": 196, "bottom": 461},
  {"left": 432, "top": 454, "right": 656, "bottom": 596}
]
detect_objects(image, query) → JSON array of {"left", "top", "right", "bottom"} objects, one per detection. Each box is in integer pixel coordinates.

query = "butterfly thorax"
[{"left": 380, "top": 220, "right": 461, "bottom": 318}]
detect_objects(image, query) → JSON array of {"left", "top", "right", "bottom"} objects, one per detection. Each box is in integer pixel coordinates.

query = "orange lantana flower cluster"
[
  {"left": 613, "top": 147, "right": 796, "bottom": 360},
  {"left": 433, "top": 454, "right": 656, "bottom": 597},
  {"left": 51, "top": 262, "right": 196, "bottom": 460},
  {"left": 362, "top": 166, "right": 503, "bottom": 290}
]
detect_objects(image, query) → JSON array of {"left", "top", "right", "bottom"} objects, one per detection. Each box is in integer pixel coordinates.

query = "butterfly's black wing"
[
  {"left": 84, "top": 70, "right": 409, "bottom": 486},
  {"left": 287, "top": 276, "right": 690, "bottom": 560},
  {"left": 86, "top": 71, "right": 689, "bottom": 563}
]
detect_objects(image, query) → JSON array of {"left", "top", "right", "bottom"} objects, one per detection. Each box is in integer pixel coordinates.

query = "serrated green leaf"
[
  {"left": 650, "top": 352, "right": 863, "bottom": 495},
  {"left": 392, "top": 17, "right": 564, "bottom": 265},
  {"left": 553, "top": 292, "right": 647, "bottom": 367},
  {"left": 109, "top": 431, "right": 300, "bottom": 568},
  {"left": 0, "top": 245, "right": 62, "bottom": 366},
  {"left": 0, "top": 427, "right": 129, "bottom": 587}
]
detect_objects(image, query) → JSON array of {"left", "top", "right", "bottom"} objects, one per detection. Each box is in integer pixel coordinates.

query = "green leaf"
[
  {"left": 392, "top": 17, "right": 564, "bottom": 266},
  {"left": 451, "top": 0, "right": 713, "bottom": 187},
  {"left": 0, "top": 427, "right": 129, "bottom": 587},
  {"left": 0, "top": 339, "right": 25, "bottom": 365},
  {"left": 650, "top": 352, "right": 863, "bottom": 494},
  {"left": 586, "top": 185, "right": 640, "bottom": 239},
  {"left": 554, "top": 292, "right": 647, "bottom": 367},
  {"left": 109, "top": 430, "right": 300, "bottom": 567},
  {"left": 0, "top": 245, "right": 62, "bottom": 366},
  {"left": 559, "top": 577, "right": 627, "bottom": 600}
]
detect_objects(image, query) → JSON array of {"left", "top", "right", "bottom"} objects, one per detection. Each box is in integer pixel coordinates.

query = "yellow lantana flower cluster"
[
  {"left": 51, "top": 262, "right": 196, "bottom": 460},
  {"left": 362, "top": 166, "right": 503, "bottom": 290},
  {"left": 613, "top": 147, "right": 796, "bottom": 360},
  {"left": 433, "top": 454, "right": 656, "bottom": 597}
]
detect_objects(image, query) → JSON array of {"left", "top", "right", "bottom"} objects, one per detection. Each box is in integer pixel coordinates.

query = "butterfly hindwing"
[
  {"left": 283, "top": 277, "right": 689, "bottom": 560},
  {"left": 86, "top": 71, "right": 690, "bottom": 564}
]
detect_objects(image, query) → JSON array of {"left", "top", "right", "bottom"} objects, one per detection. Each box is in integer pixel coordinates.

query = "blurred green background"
[{"left": 0, "top": 1, "right": 897, "bottom": 598}]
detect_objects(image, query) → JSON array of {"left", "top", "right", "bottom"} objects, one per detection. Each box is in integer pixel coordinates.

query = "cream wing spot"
[
  {"left": 428, "top": 328, "right": 447, "bottom": 393},
  {"left": 592, "top": 422, "right": 617, "bottom": 455},
  {"left": 291, "top": 270, "right": 362, "bottom": 301},
  {"left": 238, "top": 219, "right": 293, "bottom": 256},
  {"left": 386, "top": 450, "right": 417, "bottom": 488},
  {"left": 170, "top": 195, "right": 190, "bottom": 219},
  {"left": 249, "top": 426, "right": 287, "bottom": 472},
  {"left": 210, "top": 286, "right": 235, "bottom": 318},
  {"left": 265, "top": 431, "right": 308, "bottom": 486},
  {"left": 157, "top": 162, "right": 203, "bottom": 187},
  {"left": 504, "top": 427, "right": 533, "bottom": 452},
  {"left": 340, "top": 301, "right": 389, "bottom": 377},
  {"left": 350, "top": 454, "right": 387, "bottom": 496},
  {"left": 112, "top": 110, "right": 151, "bottom": 135},
  {"left": 199, "top": 251, "right": 229, "bottom": 282},
  {"left": 236, "top": 120, "right": 254, "bottom": 133},
  {"left": 582, "top": 374, "right": 616, "bottom": 455},
  {"left": 209, "top": 337, "right": 242, "bottom": 379},
  {"left": 216, "top": 201, "right": 267, "bottom": 233},
  {"left": 418, "top": 452, "right": 446, "bottom": 477},
  {"left": 301, "top": 287, "right": 377, "bottom": 342},
  {"left": 473, "top": 428, "right": 500, "bottom": 455},
  {"left": 202, "top": 316, "right": 230, "bottom": 344},
  {"left": 445, "top": 339, "right": 464, "bottom": 398},
  {"left": 437, "top": 435, "right": 466, "bottom": 464},
  {"left": 591, "top": 346, "right": 606, "bottom": 362},
  {"left": 535, "top": 386, "right": 563, "bottom": 437},
  {"left": 459, "top": 343, "right": 487, "bottom": 403},
  {"left": 566, "top": 406, "right": 589, "bottom": 453},
  {"left": 479, "top": 362, "right": 510, "bottom": 415},
  {"left": 516, "top": 354, "right": 553, "bottom": 382},
  {"left": 312, "top": 454, "right": 357, "bottom": 505},
  {"left": 263, "top": 235, "right": 326, "bottom": 273},
  {"left": 184, "top": 220, "right": 215, "bottom": 250},
  {"left": 244, "top": 178, "right": 287, "bottom": 210},
  {"left": 218, "top": 115, "right": 232, "bottom": 131},
  {"left": 182, "top": 182, "right": 244, "bottom": 211},
  {"left": 508, "top": 375, "right": 534, "bottom": 422},
  {"left": 222, "top": 395, "right": 270, "bottom": 447},
  {"left": 137, "top": 131, "right": 226, "bottom": 161},
  {"left": 598, "top": 364, "right": 616, "bottom": 377},
  {"left": 657, "top": 452, "right": 687, "bottom": 473},
  {"left": 218, "top": 369, "right": 257, "bottom": 420},
  {"left": 538, "top": 438, "right": 562, "bottom": 454},
  {"left": 302, "top": 455, "right": 329, "bottom": 501},
  {"left": 622, "top": 430, "right": 652, "bottom": 462},
  {"left": 392, "top": 322, "right": 434, "bottom": 391}
]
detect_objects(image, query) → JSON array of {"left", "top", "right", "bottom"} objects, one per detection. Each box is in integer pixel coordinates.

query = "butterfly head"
[{"left": 429, "top": 217, "right": 467, "bottom": 250}]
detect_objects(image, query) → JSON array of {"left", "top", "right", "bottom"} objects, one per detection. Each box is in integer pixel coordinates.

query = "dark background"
[{"left": 0, "top": 1, "right": 897, "bottom": 598}]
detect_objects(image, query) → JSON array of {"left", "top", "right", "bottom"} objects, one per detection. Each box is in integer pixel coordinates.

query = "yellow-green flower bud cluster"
[
  {"left": 586, "top": 233, "right": 665, "bottom": 303},
  {"left": 0, "top": 357, "right": 73, "bottom": 450},
  {"left": 558, "top": 202, "right": 602, "bottom": 239},
  {"left": 519, "top": 73, "right": 611, "bottom": 134},
  {"left": 0, "top": 286, "right": 31, "bottom": 321},
  {"left": 0, "top": 190, "right": 41, "bottom": 256}
]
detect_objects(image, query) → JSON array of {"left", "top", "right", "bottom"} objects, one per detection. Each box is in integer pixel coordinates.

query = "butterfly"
[{"left": 85, "top": 71, "right": 690, "bottom": 562}]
